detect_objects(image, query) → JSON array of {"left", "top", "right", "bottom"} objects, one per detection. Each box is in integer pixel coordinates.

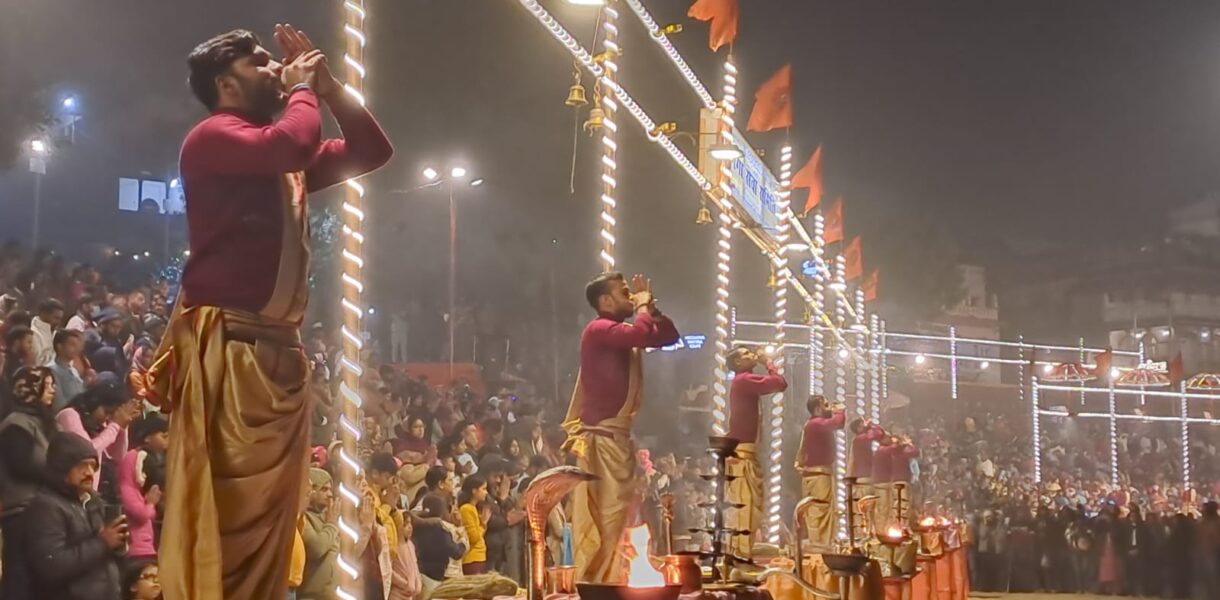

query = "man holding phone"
[{"left": 24, "top": 432, "right": 129, "bottom": 599}]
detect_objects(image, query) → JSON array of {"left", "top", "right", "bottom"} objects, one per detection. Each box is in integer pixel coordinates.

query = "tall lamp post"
[
  {"left": 27, "top": 138, "right": 50, "bottom": 249},
  {"left": 395, "top": 166, "right": 484, "bottom": 378}
]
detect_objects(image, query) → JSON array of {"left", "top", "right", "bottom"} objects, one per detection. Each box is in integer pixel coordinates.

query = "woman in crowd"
[
  {"left": 1, "top": 326, "right": 36, "bottom": 413},
  {"left": 394, "top": 416, "right": 437, "bottom": 501},
  {"left": 0, "top": 366, "right": 58, "bottom": 597},
  {"left": 55, "top": 375, "right": 139, "bottom": 494},
  {"left": 118, "top": 416, "right": 169, "bottom": 561},
  {"left": 122, "top": 560, "right": 161, "bottom": 600},
  {"left": 458, "top": 474, "right": 490, "bottom": 575},
  {"left": 414, "top": 493, "right": 467, "bottom": 599},
  {"left": 389, "top": 508, "right": 422, "bottom": 600},
  {"left": 502, "top": 437, "right": 526, "bottom": 474}
]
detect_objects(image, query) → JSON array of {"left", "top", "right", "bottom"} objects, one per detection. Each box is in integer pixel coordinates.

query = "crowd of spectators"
[{"left": 7, "top": 242, "right": 1220, "bottom": 599}]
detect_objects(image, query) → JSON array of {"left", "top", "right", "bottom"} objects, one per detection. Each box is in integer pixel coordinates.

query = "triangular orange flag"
[
  {"left": 844, "top": 236, "right": 863, "bottom": 281},
  {"left": 1169, "top": 351, "right": 1184, "bottom": 385},
  {"left": 1092, "top": 348, "right": 1113, "bottom": 378},
  {"left": 688, "top": 0, "right": 739, "bottom": 52},
  {"left": 793, "top": 146, "right": 823, "bottom": 217},
  {"left": 823, "top": 197, "right": 843, "bottom": 245},
  {"left": 747, "top": 64, "right": 793, "bottom": 133},
  {"left": 862, "top": 268, "right": 879, "bottom": 302}
]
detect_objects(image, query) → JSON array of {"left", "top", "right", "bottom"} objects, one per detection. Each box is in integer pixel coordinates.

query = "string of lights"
[
  {"left": 833, "top": 255, "right": 848, "bottom": 542},
  {"left": 854, "top": 289, "right": 867, "bottom": 425},
  {"left": 337, "top": 1, "right": 368, "bottom": 597},
  {"left": 764, "top": 144, "right": 794, "bottom": 543},
  {"left": 811, "top": 213, "right": 825, "bottom": 398},
  {"left": 709, "top": 56, "right": 738, "bottom": 436},
  {"left": 597, "top": 2, "right": 619, "bottom": 271},
  {"left": 869, "top": 314, "right": 881, "bottom": 424},
  {"left": 621, "top": 0, "right": 716, "bottom": 108},
  {"left": 1031, "top": 375, "right": 1041, "bottom": 484},
  {"left": 1181, "top": 382, "right": 1191, "bottom": 489}
]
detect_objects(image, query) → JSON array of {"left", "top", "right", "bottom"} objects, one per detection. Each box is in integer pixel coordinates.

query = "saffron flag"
[
  {"left": 746, "top": 64, "right": 793, "bottom": 132},
  {"left": 688, "top": 0, "right": 739, "bottom": 52},
  {"left": 793, "top": 146, "right": 823, "bottom": 217},
  {"left": 862, "top": 268, "right": 879, "bottom": 302},
  {"left": 823, "top": 197, "right": 843, "bottom": 245},
  {"left": 1093, "top": 348, "right": 1113, "bottom": 379},
  {"left": 844, "top": 236, "right": 863, "bottom": 281}
]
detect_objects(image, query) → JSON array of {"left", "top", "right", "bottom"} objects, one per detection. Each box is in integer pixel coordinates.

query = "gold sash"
[
  {"left": 150, "top": 305, "right": 310, "bottom": 600},
  {"left": 561, "top": 349, "right": 643, "bottom": 584}
]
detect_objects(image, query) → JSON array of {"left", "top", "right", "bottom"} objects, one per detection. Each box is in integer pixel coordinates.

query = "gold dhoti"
[
  {"left": 726, "top": 442, "right": 762, "bottom": 558},
  {"left": 562, "top": 350, "right": 644, "bottom": 584},
  {"left": 151, "top": 306, "right": 311, "bottom": 600},
  {"left": 800, "top": 468, "right": 835, "bottom": 551}
]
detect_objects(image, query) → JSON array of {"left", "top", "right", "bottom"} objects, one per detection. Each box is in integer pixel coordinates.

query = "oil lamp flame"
[
  {"left": 919, "top": 516, "right": 936, "bottom": 528},
  {"left": 885, "top": 526, "right": 904, "bottom": 539},
  {"left": 625, "top": 525, "right": 666, "bottom": 588}
]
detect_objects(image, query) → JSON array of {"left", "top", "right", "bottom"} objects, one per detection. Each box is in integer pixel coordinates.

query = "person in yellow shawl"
[
  {"left": 150, "top": 24, "right": 392, "bottom": 600},
  {"left": 564, "top": 273, "right": 679, "bottom": 584}
]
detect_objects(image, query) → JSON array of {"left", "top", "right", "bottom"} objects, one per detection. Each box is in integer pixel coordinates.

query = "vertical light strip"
[
  {"left": 337, "top": 2, "right": 368, "bottom": 597},
  {"left": 869, "top": 314, "right": 881, "bottom": 426},
  {"left": 833, "top": 255, "right": 848, "bottom": 542},
  {"left": 1181, "top": 381, "right": 1191, "bottom": 491},
  {"left": 1138, "top": 341, "right": 1146, "bottom": 406},
  {"left": 878, "top": 319, "right": 887, "bottom": 417},
  {"left": 709, "top": 55, "right": 739, "bottom": 436},
  {"left": 853, "top": 290, "right": 866, "bottom": 427},
  {"left": 812, "top": 214, "right": 826, "bottom": 398},
  {"left": 949, "top": 325, "right": 958, "bottom": 400},
  {"left": 1079, "top": 337, "right": 1086, "bottom": 406},
  {"left": 764, "top": 144, "right": 793, "bottom": 543},
  {"left": 1108, "top": 378, "right": 1118, "bottom": 486},
  {"left": 1031, "top": 376, "right": 1042, "bottom": 484},
  {"left": 597, "top": 1, "right": 620, "bottom": 271}
]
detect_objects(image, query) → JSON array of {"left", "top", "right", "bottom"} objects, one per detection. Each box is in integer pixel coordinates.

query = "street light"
[
  {"left": 62, "top": 96, "right": 77, "bottom": 110},
  {"left": 27, "top": 138, "right": 51, "bottom": 249},
  {"left": 400, "top": 165, "right": 484, "bottom": 377}
]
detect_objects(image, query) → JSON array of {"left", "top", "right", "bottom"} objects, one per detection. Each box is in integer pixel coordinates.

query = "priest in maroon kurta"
[
  {"left": 563, "top": 273, "right": 679, "bottom": 584},
  {"left": 725, "top": 346, "right": 788, "bottom": 557},
  {"left": 150, "top": 27, "right": 392, "bottom": 600}
]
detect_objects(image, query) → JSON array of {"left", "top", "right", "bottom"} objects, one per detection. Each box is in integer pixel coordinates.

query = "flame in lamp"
[
  {"left": 625, "top": 525, "right": 667, "bottom": 588},
  {"left": 884, "top": 526, "right": 904, "bottom": 541},
  {"left": 919, "top": 516, "right": 937, "bottom": 528},
  {"left": 938, "top": 517, "right": 952, "bottom": 528}
]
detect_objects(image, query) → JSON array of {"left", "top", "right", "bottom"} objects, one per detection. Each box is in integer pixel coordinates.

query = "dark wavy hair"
[{"left": 187, "top": 29, "right": 261, "bottom": 110}]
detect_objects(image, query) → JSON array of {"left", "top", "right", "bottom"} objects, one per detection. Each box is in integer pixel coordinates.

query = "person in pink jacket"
[
  {"left": 118, "top": 416, "right": 169, "bottom": 559},
  {"left": 53, "top": 376, "right": 139, "bottom": 491}
]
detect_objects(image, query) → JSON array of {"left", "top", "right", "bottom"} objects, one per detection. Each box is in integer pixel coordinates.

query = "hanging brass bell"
[
  {"left": 566, "top": 82, "right": 588, "bottom": 107},
  {"left": 583, "top": 106, "right": 605, "bottom": 135},
  {"left": 767, "top": 266, "right": 780, "bottom": 289},
  {"left": 695, "top": 204, "right": 713, "bottom": 225}
]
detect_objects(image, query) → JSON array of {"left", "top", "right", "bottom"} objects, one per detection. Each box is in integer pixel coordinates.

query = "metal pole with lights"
[
  {"left": 417, "top": 166, "right": 482, "bottom": 378},
  {"left": 338, "top": 2, "right": 370, "bottom": 597},
  {"left": 27, "top": 138, "right": 49, "bottom": 249}
]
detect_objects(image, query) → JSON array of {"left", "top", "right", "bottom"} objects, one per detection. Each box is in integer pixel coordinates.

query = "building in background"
[{"left": 999, "top": 206, "right": 1220, "bottom": 374}]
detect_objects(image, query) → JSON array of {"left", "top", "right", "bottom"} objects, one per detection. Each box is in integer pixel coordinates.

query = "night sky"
[{"left": 3, "top": 1, "right": 1220, "bottom": 322}]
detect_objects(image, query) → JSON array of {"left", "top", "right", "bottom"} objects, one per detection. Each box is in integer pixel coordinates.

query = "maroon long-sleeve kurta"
[
  {"left": 799, "top": 410, "right": 845, "bottom": 469},
  {"left": 848, "top": 423, "right": 887, "bottom": 480},
  {"left": 889, "top": 443, "right": 920, "bottom": 483},
  {"left": 727, "top": 363, "right": 788, "bottom": 443},
  {"left": 178, "top": 88, "right": 393, "bottom": 321},
  {"left": 578, "top": 312, "right": 679, "bottom": 425}
]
